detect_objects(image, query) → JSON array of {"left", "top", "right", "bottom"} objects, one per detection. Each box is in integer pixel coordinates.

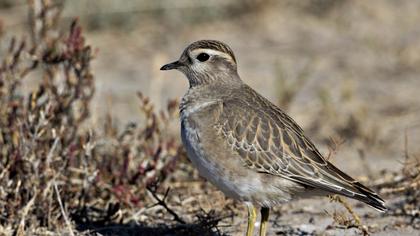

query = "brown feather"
[{"left": 216, "top": 84, "right": 386, "bottom": 212}]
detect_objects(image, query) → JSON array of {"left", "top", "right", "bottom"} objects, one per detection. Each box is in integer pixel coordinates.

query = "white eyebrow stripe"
[{"left": 190, "top": 48, "right": 233, "bottom": 61}]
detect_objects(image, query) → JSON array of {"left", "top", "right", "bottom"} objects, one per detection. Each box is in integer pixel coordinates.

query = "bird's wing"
[{"left": 215, "top": 86, "right": 385, "bottom": 211}]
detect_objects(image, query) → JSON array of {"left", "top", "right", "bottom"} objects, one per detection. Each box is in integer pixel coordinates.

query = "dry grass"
[
  {"left": 0, "top": 2, "right": 205, "bottom": 235},
  {"left": 327, "top": 195, "right": 368, "bottom": 235},
  {"left": 374, "top": 135, "right": 420, "bottom": 225}
]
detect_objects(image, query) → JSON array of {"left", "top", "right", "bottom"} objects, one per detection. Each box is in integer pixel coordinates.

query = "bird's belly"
[
  {"left": 181, "top": 119, "right": 243, "bottom": 199},
  {"left": 180, "top": 118, "right": 303, "bottom": 206}
]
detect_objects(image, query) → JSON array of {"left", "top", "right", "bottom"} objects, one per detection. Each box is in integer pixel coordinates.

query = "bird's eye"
[{"left": 196, "top": 53, "right": 210, "bottom": 62}]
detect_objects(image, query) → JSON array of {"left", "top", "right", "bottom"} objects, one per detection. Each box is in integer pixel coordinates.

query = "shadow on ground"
[
  {"left": 76, "top": 222, "right": 224, "bottom": 236},
  {"left": 71, "top": 205, "right": 228, "bottom": 236}
]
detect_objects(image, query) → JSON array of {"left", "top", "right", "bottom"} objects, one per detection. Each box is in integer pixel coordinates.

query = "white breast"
[{"left": 180, "top": 100, "right": 219, "bottom": 120}]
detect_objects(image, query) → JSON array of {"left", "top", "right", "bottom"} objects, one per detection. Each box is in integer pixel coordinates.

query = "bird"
[{"left": 160, "top": 40, "right": 386, "bottom": 236}]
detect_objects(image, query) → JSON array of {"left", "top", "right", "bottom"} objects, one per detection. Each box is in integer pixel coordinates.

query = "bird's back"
[{"left": 212, "top": 83, "right": 386, "bottom": 212}]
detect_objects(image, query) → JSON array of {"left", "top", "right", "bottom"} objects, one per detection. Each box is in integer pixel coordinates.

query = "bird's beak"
[{"left": 160, "top": 61, "right": 182, "bottom": 71}]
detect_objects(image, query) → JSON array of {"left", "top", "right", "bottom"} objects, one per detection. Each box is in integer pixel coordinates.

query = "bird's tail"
[{"left": 349, "top": 182, "right": 387, "bottom": 212}]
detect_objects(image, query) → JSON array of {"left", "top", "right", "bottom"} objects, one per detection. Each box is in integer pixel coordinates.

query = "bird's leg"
[
  {"left": 259, "top": 207, "right": 270, "bottom": 236},
  {"left": 246, "top": 203, "right": 257, "bottom": 236}
]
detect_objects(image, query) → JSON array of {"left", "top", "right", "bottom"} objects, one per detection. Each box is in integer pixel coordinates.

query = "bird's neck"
[
  {"left": 187, "top": 70, "right": 241, "bottom": 88},
  {"left": 181, "top": 75, "right": 243, "bottom": 114}
]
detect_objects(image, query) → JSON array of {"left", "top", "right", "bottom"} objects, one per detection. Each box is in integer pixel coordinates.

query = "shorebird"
[{"left": 160, "top": 40, "right": 386, "bottom": 236}]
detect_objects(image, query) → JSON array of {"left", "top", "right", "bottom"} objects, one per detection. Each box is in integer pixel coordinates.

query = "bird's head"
[{"left": 160, "top": 40, "right": 241, "bottom": 87}]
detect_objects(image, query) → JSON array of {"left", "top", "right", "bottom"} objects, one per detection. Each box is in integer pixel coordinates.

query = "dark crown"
[{"left": 187, "top": 40, "right": 236, "bottom": 63}]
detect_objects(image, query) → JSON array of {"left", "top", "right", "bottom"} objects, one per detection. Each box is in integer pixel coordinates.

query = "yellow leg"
[
  {"left": 246, "top": 203, "right": 257, "bottom": 236},
  {"left": 259, "top": 207, "right": 270, "bottom": 236}
]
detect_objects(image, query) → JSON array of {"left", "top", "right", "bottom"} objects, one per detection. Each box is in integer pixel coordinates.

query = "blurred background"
[{"left": 1, "top": 0, "right": 419, "bottom": 235}]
